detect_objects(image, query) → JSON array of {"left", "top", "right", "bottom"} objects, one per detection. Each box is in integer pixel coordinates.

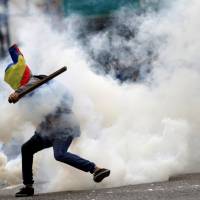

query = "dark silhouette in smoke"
[{"left": 4, "top": 44, "right": 111, "bottom": 197}]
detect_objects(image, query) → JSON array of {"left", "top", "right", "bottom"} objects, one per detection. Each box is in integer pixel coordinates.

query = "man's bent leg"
[
  {"left": 21, "top": 133, "right": 52, "bottom": 185},
  {"left": 53, "top": 136, "right": 96, "bottom": 173}
]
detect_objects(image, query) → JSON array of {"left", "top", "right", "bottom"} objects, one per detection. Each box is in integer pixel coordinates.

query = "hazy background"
[{"left": 0, "top": 0, "right": 200, "bottom": 193}]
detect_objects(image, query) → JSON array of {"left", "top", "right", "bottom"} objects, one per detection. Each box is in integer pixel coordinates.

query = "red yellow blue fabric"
[{"left": 4, "top": 44, "right": 32, "bottom": 90}]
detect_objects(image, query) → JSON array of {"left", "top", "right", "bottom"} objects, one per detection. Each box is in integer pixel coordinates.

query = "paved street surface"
[{"left": 1, "top": 173, "right": 200, "bottom": 200}]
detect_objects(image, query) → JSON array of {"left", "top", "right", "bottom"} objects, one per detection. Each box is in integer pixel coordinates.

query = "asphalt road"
[{"left": 1, "top": 173, "right": 200, "bottom": 200}]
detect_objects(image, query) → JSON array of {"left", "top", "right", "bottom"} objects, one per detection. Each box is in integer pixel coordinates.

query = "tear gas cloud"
[{"left": 1, "top": 0, "right": 200, "bottom": 192}]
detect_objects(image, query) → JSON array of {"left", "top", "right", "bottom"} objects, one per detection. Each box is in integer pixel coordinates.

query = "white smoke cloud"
[{"left": 0, "top": 0, "right": 200, "bottom": 193}]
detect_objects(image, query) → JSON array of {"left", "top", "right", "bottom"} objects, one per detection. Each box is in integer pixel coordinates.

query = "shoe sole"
[
  {"left": 15, "top": 194, "right": 34, "bottom": 197},
  {"left": 94, "top": 169, "right": 110, "bottom": 183}
]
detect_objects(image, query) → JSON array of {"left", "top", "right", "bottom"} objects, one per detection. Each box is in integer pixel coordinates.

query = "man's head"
[{"left": 4, "top": 44, "right": 32, "bottom": 90}]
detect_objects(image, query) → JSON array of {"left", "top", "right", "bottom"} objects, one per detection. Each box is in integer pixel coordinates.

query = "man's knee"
[
  {"left": 54, "top": 151, "right": 64, "bottom": 161},
  {"left": 54, "top": 151, "right": 71, "bottom": 162}
]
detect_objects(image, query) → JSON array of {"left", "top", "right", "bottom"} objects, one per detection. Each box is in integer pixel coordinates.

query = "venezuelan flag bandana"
[{"left": 4, "top": 44, "right": 32, "bottom": 90}]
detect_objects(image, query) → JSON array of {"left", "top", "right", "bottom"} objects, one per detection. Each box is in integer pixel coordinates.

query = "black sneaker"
[
  {"left": 15, "top": 186, "right": 34, "bottom": 197},
  {"left": 93, "top": 168, "right": 110, "bottom": 183}
]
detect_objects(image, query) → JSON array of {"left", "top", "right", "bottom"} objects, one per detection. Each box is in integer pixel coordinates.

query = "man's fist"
[{"left": 8, "top": 92, "right": 20, "bottom": 103}]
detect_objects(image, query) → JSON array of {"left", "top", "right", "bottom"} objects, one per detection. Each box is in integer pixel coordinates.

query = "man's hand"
[{"left": 8, "top": 92, "right": 20, "bottom": 103}]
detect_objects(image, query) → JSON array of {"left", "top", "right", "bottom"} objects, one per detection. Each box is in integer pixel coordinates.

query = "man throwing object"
[{"left": 4, "top": 44, "right": 110, "bottom": 197}]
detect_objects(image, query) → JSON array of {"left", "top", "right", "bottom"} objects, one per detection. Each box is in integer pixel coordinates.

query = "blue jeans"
[{"left": 21, "top": 133, "right": 96, "bottom": 185}]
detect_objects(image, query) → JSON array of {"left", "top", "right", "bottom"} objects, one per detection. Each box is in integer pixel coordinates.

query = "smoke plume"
[{"left": 1, "top": 0, "right": 200, "bottom": 193}]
